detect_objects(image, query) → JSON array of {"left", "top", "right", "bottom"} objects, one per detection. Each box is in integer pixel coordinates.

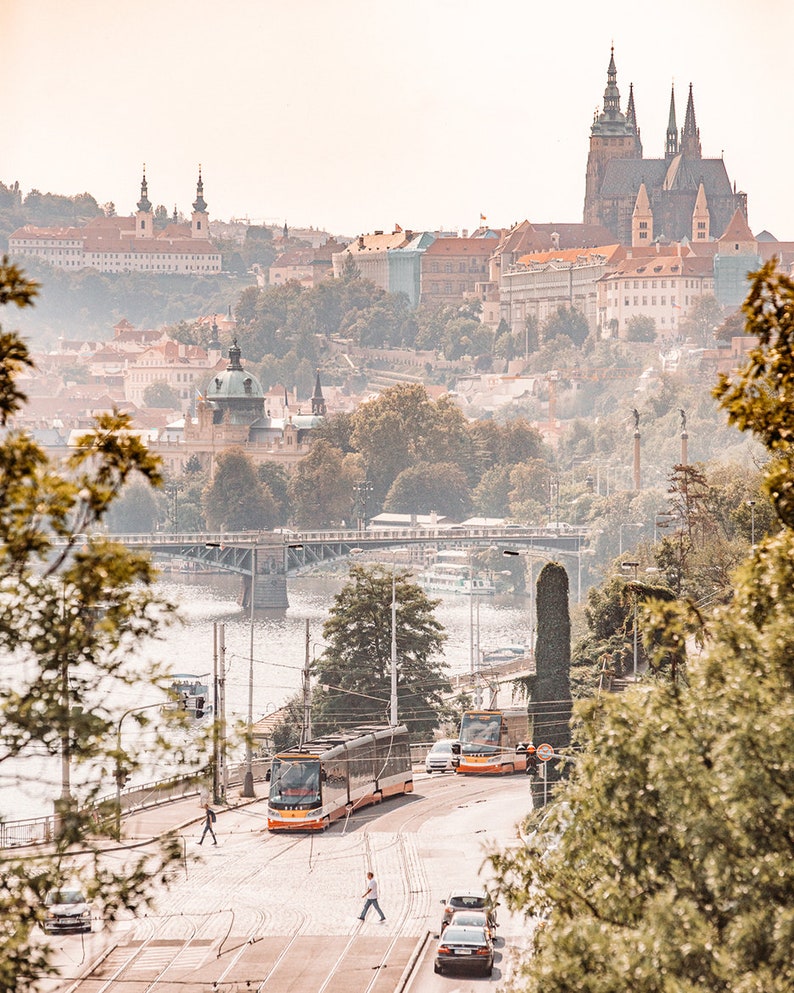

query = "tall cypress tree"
[{"left": 531, "top": 561, "right": 572, "bottom": 802}]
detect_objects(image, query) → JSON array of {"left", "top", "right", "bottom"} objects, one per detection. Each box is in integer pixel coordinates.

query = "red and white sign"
[{"left": 536, "top": 742, "right": 554, "bottom": 761}]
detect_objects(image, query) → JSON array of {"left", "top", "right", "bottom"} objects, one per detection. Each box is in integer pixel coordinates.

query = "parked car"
[
  {"left": 447, "top": 907, "right": 496, "bottom": 940},
  {"left": 434, "top": 924, "right": 494, "bottom": 976},
  {"left": 425, "top": 739, "right": 456, "bottom": 774},
  {"left": 440, "top": 887, "right": 498, "bottom": 930},
  {"left": 43, "top": 887, "right": 92, "bottom": 934}
]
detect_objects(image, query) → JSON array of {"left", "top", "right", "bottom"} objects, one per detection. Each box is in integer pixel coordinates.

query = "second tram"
[
  {"left": 453, "top": 708, "right": 529, "bottom": 774},
  {"left": 267, "top": 724, "right": 413, "bottom": 831}
]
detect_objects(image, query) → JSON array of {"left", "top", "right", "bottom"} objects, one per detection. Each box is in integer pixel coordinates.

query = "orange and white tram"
[{"left": 266, "top": 723, "right": 413, "bottom": 831}]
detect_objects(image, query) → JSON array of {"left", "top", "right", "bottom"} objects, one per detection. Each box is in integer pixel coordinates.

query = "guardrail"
[{"left": 0, "top": 760, "right": 271, "bottom": 851}]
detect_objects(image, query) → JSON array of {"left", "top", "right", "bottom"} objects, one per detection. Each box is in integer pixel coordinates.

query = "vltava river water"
[{"left": 4, "top": 570, "right": 532, "bottom": 820}]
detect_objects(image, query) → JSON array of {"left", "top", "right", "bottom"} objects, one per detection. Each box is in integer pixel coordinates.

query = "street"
[{"left": 47, "top": 772, "right": 536, "bottom": 992}]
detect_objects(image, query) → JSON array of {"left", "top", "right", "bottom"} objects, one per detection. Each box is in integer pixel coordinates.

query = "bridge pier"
[{"left": 242, "top": 573, "right": 289, "bottom": 610}]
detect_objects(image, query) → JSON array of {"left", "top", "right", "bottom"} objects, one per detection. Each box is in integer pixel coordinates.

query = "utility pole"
[
  {"left": 302, "top": 619, "right": 312, "bottom": 745},
  {"left": 622, "top": 561, "right": 640, "bottom": 680}
]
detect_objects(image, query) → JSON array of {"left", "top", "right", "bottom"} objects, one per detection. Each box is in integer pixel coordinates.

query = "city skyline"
[{"left": 3, "top": 0, "right": 793, "bottom": 240}]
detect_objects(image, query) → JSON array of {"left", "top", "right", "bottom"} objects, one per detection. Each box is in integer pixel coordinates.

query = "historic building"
[
  {"left": 154, "top": 341, "right": 327, "bottom": 477},
  {"left": 419, "top": 234, "right": 498, "bottom": 306},
  {"left": 9, "top": 169, "right": 222, "bottom": 275},
  {"left": 583, "top": 49, "right": 747, "bottom": 245},
  {"left": 500, "top": 243, "right": 624, "bottom": 335},
  {"left": 597, "top": 247, "right": 715, "bottom": 338}
]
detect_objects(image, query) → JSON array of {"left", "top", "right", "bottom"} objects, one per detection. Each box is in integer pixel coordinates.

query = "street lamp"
[
  {"left": 390, "top": 565, "right": 398, "bottom": 726},
  {"left": 115, "top": 701, "right": 162, "bottom": 839},
  {"left": 619, "top": 522, "right": 643, "bottom": 556},
  {"left": 243, "top": 544, "right": 256, "bottom": 797},
  {"left": 207, "top": 540, "right": 256, "bottom": 798},
  {"left": 621, "top": 561, "right": 640, "bottom": 681},
  {"left": 503, "top": 549, "right": 538, "bottom": 657},
  {"left": 747, "top": 500, "right": 756, "bottom": 548}
]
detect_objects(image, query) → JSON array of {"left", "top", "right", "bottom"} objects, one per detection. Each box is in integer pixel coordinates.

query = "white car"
[
  {"left": 43, "top": 887, "right": 92, "bottom": 934},
  {"left": 425, "top": 739, "right": 456, "bottom": 774}
]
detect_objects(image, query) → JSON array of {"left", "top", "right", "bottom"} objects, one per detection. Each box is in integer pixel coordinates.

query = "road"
[{"left": 46, "top": 772, "right": 536, "bottom": 992}]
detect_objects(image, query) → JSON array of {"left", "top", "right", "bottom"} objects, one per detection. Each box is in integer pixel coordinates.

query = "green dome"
[{"left": 206, "top": 340, "right": 264, "bottom": 400}]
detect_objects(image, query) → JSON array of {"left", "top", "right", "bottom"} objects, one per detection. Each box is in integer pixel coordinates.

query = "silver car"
[{"left": 425, "top": 739, "right": 456, "bottom": 774}]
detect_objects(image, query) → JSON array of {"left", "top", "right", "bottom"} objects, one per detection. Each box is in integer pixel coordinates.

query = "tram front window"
[
  {"left": 269, "top": 758, "right": 321, "bottom": 807},
  {"left": 459, "top": 714, "right": 502, "bottom": 750}
]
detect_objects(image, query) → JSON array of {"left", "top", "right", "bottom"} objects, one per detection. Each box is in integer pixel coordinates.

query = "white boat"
[
  {"left": 417, "top": 555, "right": 496, "bottom": 596},
  {"left": 163, "top": 673, "right": 212, "bottom": 720}
]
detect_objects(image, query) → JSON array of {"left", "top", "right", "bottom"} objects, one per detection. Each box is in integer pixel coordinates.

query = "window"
[
  {"left": 652, "top": 297, "right": 656, "bottom": 305},
  {"left": 624, "top": 297, "right": 630, "bottom": 306},
  {"left": 642, "top": 297, "right": 647, "bottom": 306}
]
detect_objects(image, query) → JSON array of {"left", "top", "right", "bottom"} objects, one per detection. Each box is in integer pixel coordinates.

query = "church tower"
[
  {"left": 631, "top": 182, "right": 653, "bottom": 247},
  {"left": 311, "top": 370, "right": 327, "bottom": 417},
  {"left": 584, "top": 47, "right": 643, "bottom": 227},
  {"left": 136, "top": 165, "right": 154, "bottom": 240},
  {"left": 692, "top": 182, "right": 710, "bottom": 241},
  {"left": 191, "top": 166, "right": 210, "bottom": 240},
  {"left": 680, "top": 84, "right": 702, "bottom": 159}
]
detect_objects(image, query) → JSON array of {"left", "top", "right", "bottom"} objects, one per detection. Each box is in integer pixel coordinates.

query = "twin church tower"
[{"left": 584, "top": 48, "right": 746, "bottom": 245}]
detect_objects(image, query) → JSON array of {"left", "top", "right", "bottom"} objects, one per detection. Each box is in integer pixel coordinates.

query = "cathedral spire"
[
  {"left": 681, "top": 83, "right": 702, "bottom": 158},
  {"left": 626, "top": 82, "right": 640, "bottom": 139},
  {"left": 137, "top": 164, "right": 152, "bottom": 213},
  {"left": 666, "top": 84, "right": 679, "bottom": 159},
  {"left": 602, "top": 45, "right": 621, "bottom": 117}
]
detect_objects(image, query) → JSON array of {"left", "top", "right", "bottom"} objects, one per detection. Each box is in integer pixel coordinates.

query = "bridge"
[{"left": 104, "top": 526, "right": 589, "bottom": 608}]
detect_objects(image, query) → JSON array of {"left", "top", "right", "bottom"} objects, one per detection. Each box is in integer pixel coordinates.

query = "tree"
[
  {"left": 287, "top": 440, "right": 360, "bottom": 528},
  {"left": 202, "top": 447, "right": 276, "bottom": 531},
  {"left": 526, "top": 562, "right": 572, "bottom": 803},
  {"left": 143, "top": 380, "right": 180, "bottom": 408},
  {"left": 489, "top": 261, "right": 794, "bottom": 993},
  {"left": 625, "top": 314, "right": 657, "bottom": 342},
  {"left": 350, "top": 384, "right": 472, "bottom": 507},
  {"left": 313, "top": 565, "right": 449, "bottom": 740},
  {"left": 384, "top": 461, "right": 471, "bottom": 519},
  {"left": 541, "top": 306, "right": 590, "bottom": 347},
  {"left": 713, "top": 261, "right": 794, "bottom": 527},
  {"left": 680, "top": 293, "right": 725, "bottom": 345},
  {"left": 105, "top": 480, "right": 160, "bottom": 533},
  {"left": 0, "top": 259, "right": 181, "bottom": 989}
]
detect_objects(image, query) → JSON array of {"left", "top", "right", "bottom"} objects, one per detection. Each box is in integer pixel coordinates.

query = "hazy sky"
[{"left": 3, "top": 0, "right": 793, "bottom": 239}]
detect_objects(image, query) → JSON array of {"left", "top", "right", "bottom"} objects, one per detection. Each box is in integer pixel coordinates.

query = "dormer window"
[
  {"left": 244, "top": 378, "right": 252, "bottom": 395},
  {"left": 214, "top": 378, "right": 222, "bottom": 390}
]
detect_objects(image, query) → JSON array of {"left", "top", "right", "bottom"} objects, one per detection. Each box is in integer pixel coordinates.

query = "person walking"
[
  {"left": 358, "top": 871, "right": 385, "bottom": 922},
  {"left": 198, "top": 802, "right": 217, "bottom": 845}
]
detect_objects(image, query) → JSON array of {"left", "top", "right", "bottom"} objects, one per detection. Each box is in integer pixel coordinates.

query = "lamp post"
[
  {"left": 621, "top": 561, "right": 640, "bottom": 681},
  {"left": 619, "top": 522, "right": 643, "bottom": 556},
  {"left": 390, "top": 566, "right": 398, "bottom": 726},
  {"left": 747, "top": 500, "right": 756, "bottom": 548},
  {"left": 242, "top": 543, "right": 256, "bottom": 798},
  {"left": 206, "top": 540, "right": 255, "bottom": 798},
  {"left": 115, "top": 701, "right": 163, "bottom": 839}
]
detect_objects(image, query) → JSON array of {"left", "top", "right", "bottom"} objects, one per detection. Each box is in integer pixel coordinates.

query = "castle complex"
[{"left": 583, "top": 48, "right": 747, "bottom": 245}]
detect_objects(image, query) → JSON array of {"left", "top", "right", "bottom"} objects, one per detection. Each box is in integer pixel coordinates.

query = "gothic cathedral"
[{"left": 583, "top": 48, "right": 747, "bottom": 245}]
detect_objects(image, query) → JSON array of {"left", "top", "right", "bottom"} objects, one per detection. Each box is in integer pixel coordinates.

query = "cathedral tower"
[{"left": 584, "top": 48, "right": 643, "bottom": 228}]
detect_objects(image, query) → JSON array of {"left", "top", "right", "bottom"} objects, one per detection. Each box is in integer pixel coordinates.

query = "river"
[{"left": 3, "top": 570, "right": 532, "bottom": 821}]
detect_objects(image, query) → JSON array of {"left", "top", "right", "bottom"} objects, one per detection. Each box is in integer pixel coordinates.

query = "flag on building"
[{"left": 480, "top": 213, "right": 487, "bottom": 222}]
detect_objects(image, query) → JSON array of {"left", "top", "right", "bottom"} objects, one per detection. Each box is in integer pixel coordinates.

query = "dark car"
[
  {"left": 441, "top": 888, "right": 498, "bottom": 930},
  {"left": 43, "top": 887, "right": 92, "bottom": 934},
  {"left": 434, "top": 924, "right": 494, "bottom": 976}
]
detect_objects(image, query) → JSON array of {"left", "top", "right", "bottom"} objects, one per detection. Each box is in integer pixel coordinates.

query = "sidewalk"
[{"left": 121, "top": 790, "right": 268, "bottom": 844}]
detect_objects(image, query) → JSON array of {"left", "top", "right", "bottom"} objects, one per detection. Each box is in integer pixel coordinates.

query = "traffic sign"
[{"left": 536, "top": 742, "right": 554, "bottom": 761}]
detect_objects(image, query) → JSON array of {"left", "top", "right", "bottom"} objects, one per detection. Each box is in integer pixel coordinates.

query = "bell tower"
[
  {"left": 191, "top": 166, "right": 210, "bottom": 240},
  {"left": 135, "top": 165, "right": 153, "bottom": 240}
]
